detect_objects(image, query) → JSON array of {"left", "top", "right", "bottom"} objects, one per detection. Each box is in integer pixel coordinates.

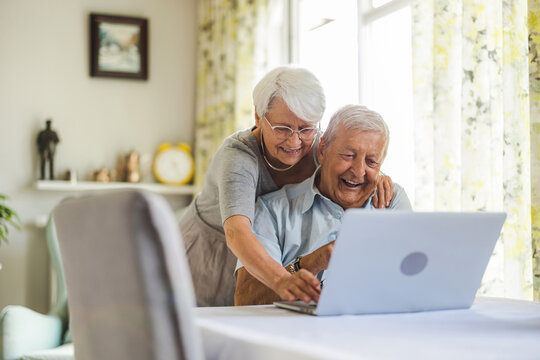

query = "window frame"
[{"left": 357, "top": 0, "right": 411, "bottom": 103}]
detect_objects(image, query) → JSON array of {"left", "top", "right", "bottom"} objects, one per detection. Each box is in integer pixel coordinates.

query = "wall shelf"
[
  {"left": 33, "top": 180, "right": 196, "bottom": 228},
  {"left": 36, "top": 180, "right": 197, "bottom": 196}
]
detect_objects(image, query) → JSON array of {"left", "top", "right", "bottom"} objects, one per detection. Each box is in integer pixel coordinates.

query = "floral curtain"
[
  {"left": 194, "top": 0, "right": 269, "bottom": 187},
  {"left": 530, "top": 0, "right": 540, "bottom": 300},
  {"left": 412, "top": 0, "right": 539, "bottom": 300}
]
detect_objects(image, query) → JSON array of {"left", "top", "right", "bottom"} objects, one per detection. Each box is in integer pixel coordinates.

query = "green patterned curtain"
[
  {"left": 530, "top": 0, "right": 540, "bottom": 300},
  {"left": 412, "top": 0, "right": 539, "bottom": 300},
  {"left": 194, "top": 0, "right": 268, "bottom": 187}
]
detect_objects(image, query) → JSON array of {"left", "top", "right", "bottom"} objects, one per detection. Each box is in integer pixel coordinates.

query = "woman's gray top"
[{"left": 180, "top": 128, "right": 279, "bottom": 306}]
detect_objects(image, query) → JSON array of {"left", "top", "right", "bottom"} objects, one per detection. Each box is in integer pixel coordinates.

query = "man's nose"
[{"left": 350, "top": 158, "right": 366, "bottom": 178}]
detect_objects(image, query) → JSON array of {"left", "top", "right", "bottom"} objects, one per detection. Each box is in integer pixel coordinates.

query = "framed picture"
[{"left": 90, "top": 14, "right": 148, "bottom": 80}]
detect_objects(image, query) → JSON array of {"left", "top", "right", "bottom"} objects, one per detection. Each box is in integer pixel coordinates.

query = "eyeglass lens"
[{"left": 265, "top": 116, "right": 317, "bottom": 140}]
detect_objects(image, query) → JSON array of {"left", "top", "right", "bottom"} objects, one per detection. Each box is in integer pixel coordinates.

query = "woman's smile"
[{"left": 280, "top": 145, "right": 302, "bottom": 157}]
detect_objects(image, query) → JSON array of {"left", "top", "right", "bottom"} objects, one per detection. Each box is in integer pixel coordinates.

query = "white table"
[{"left": 196, "top": 297, "right": 540, "bottom": 360}]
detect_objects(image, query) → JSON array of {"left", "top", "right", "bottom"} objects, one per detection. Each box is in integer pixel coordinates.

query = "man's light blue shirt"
[{"left": 235, "top": 168, "right": 412, "bottom": 279}]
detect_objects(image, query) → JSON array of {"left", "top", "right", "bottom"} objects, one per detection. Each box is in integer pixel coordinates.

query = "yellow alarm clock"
[{"left": 153, "top": 143, "right": 194, "bottom": 185}]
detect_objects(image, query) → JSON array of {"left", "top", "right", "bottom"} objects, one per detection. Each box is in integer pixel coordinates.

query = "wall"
[{"left": 0, "top": 0, "right": 197, "bottom": 312}]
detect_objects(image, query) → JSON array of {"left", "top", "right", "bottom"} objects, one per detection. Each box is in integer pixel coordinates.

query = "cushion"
[
  {"left": 0, "top": 306, "right": 62, "bottom": 360},
  {"left": 21, "top": 343, "right": 73, "bottom": 360}
]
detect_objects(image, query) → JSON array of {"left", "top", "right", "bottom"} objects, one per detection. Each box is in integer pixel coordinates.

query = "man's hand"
[
  {"left": 235, "top": 268, "right": 321, "bottom": 305},
  {"left": 300, "top": 241, "right": 335, "bottom": 276},
  {"left": 372, "top": 173, "right": 394, "bottom": 208}
]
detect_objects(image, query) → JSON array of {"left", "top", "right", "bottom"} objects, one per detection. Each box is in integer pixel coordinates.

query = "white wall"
[{"left": 0, "top": 0, "right": 197, "bottom": 312}]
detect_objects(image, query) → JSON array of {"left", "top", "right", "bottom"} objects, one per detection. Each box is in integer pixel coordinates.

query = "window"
[
  {"left": 291, "top": 0, "right": 358, "bottom": 128},
  {"left": 359, "top": 0, "right": 413, "bottom": 201},
  {"left": 292, "top": 0, "right": 414, "bottom": 202}
]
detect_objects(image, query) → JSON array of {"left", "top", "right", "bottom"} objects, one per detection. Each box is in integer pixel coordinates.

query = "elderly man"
[{"left": 234, "top": 104, "right": 412, "bottom": 305}]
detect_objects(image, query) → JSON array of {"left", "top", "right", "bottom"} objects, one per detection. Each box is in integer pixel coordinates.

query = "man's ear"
[{"left": 318, "top": 136, "right": 327, "bottom": 165}]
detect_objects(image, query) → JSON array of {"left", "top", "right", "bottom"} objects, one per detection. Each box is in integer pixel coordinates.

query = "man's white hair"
[
  {"left": 323, "top": 104, "right": 390, "bottom": 160},
  {"left": 252, "top": 66, "right": 325, "bottom": 125}
]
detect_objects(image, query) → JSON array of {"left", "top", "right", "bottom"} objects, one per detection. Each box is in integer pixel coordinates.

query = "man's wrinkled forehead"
[{"left": 334, "top": 128, "right": 386, "bottom": 153}]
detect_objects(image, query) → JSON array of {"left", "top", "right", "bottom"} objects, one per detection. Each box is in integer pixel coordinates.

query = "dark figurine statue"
[{"left": 37, "top": 119, "right": 60, "bottom": 180}]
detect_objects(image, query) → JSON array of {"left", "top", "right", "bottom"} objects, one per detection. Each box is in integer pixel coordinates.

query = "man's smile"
[{"left": 341, "top": 178, "right": 363, "bottom": 188}]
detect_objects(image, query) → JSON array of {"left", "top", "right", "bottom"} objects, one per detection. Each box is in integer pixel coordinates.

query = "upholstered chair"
[
  {"left": 0, "top": 217, "right": 71, "bottom": 360},
  {"left": 52, "top": 190, "right": 203, "bottom": 360}
]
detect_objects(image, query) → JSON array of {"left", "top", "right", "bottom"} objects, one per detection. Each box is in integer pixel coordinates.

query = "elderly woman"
[{"left": 180, "top": 66, "right": 393, "bottom": 306}]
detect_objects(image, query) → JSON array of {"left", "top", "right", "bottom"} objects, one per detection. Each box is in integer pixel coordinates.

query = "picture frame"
[{"left": 90, "top": 14, "right": 148, "bottom": 80}]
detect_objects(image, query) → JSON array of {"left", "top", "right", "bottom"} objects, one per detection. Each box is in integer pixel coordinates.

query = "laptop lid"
[{"left": 311, "top": 211, "right": 506, "bottom": 316}]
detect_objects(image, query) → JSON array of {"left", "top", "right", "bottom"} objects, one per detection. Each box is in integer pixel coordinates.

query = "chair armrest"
[{"left": 0, "top": 305, "right": 63, "bottom": 360}]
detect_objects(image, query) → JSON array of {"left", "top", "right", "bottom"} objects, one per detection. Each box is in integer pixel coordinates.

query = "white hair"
[
  {"left": 252, "top": 66, "right": 326, "bottom": 125},
  {"left": 323, "top": 104, "right": 390, "bottom": 159}
]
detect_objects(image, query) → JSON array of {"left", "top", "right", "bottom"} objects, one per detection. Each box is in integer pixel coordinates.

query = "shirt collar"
[{"left": 301, "top": 167, "right": 323, "bottom": 214}]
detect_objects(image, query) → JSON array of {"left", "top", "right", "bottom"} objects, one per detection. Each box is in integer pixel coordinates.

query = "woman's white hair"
[
  {"left": 323, "top": 104, "right": 390, "bottom": 160},
  {"left": 252, "top": 66, "right": 325, "bottom": 125}
]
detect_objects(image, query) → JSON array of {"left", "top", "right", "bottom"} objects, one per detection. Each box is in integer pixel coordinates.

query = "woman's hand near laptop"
[
  {"left": 274, "top": 269, "right": 322, "bottom": 303},
  {"left": 233, "top": 230, "right": 335, "bottom": 305},
  {"left": 235, "top": 267, "right": 321, "bottom": 305},
  {"left": 228, "top": 215, "right": 322, "bottom": 305},
  {"left": 271, "top": 241, "right": 336, "bottom": 303}
]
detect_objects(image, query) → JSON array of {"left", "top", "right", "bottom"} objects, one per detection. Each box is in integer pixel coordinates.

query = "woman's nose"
[{"left": 287, "top": 131, "right": 302, "bottom": 145}]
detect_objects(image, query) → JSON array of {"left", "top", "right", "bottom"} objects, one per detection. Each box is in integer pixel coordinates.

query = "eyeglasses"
[{"left": 263, "top": 116, "right": 319, "bottom": 141}]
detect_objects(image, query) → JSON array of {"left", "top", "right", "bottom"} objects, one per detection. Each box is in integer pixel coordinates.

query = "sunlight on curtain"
[
  {"left": 194, "top": 0, "right": 269, "bottom": 187},
  {"left": 412, "top": 0, "right": 538, "bottom": 300},
  {"left": 529, "top": 0, "right": 540, "bottom": 299}
]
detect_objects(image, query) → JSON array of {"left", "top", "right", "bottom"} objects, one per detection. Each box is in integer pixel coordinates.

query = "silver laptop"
[{"left": 274, "top": 211, "right": 506, "bottom": 316}]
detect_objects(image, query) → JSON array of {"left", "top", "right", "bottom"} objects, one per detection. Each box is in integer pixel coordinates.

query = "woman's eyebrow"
[
  {"left": 272, "top": 121, "right": 294, "bottom": 127},
  {"left": 268, "top": 117, "right": 313, "bottom": 128}
]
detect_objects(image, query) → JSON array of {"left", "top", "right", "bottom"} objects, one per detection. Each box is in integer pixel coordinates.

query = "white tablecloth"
[{"left": 195, "top": 297, "right": 540, "bottom": 360}]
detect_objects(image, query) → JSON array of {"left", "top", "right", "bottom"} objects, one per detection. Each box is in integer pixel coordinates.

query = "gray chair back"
[{"left": 53, "top": 190, "right": 203, "bottom": 360}]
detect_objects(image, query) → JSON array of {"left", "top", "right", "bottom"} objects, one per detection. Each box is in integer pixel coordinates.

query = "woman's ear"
[{"left": 254, "top": 109, "right": 261, "bottom": 128}]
